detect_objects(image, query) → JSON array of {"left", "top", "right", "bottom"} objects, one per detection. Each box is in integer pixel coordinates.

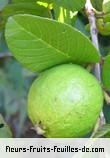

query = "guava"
[
  {"left": 96, "top": 18, "right": 110, "bottom": 36},
  {"left": 28, "top": 64, "right": 103, "bottom": 138},
  {"left": 103, "top": 0, "right": 110, "bottom": 13}
]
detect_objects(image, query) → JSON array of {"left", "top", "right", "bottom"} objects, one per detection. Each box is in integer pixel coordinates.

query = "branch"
[
  {"left": 85, "top": 0, "right": 99, "bottom": 50},
  {"left": 85, "top": 0, "right": 106, "bottom": 127},
  {"left": 104, "top": 91, "right": 110, "bottom": 105}
]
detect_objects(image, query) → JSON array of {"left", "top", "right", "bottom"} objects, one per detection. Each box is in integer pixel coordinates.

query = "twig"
[
  {"left": 85, "top": 0, "right": 106, "bottom": 129},
  {"left": 90, "top": 117, "right": 100, "bottom": 138},
  {"left": 104, "top": 91, "right": 110, "bottom": 105}
]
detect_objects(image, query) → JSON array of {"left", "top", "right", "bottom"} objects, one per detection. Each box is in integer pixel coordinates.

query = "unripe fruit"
[
  {"left": 103, "top": 0, "right": 110, "bottom": 13},
  {"left": 96, "top": 18, "right": 110, "bottom": 36},
  {"left": 28, "top": 64, "right": 103, "bottom": 138},
  {"left": 91, "top": 0, "right": 103, "bottom": 11}
]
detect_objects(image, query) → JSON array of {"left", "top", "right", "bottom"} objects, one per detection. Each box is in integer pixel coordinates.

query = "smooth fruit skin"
[
  {"left": 96, "top": 19, "right": 110, "bottom": 36},
  {"left": 28, "top": 64, "right": 103, "bottom": 138},
  {"left": 103, "top": 0, "right": 110, "bottom": 13}
]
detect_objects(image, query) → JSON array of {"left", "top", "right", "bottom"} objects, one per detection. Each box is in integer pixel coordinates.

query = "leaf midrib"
[{"left": 8, "top": 17, "right": 71, "bottom": 60}]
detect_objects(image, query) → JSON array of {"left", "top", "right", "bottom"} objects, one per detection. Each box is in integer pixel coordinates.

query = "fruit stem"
[
  {"left": 90, "top": 118, "right": 100, "bottom": 138},
  {"left": 85, "top": 0, "right": 106, "bottom": 129},
  {"left": 32, "top": 124, "right": 46, "bottom": 135}
]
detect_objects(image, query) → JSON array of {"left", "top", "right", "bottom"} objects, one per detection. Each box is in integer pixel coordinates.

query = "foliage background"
[{"left": 0, "top": 0, "right": 110, "bottom": 137}]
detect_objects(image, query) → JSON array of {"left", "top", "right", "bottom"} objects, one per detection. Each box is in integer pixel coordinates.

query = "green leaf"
[
  {"left": 12, "top": 0, "right": 36, "bottom": 3},
  {"left": 92, "top": 124, "right": 110, "bottom": 138},
  {"left": 2, "top": 3, "right": 50, "bottom": 20},
  {"left": 0, "top": 114, "right": 12, "bottom": 138},
  {"left": 55, "top": 0, "right": 86, "bottom": 12},
  {"left": 102, "top": 54, "right": 110, "bottom": 90},
  {"left": 5, "top": 14, "right": 100, "bottom": 72},
  {"left": 91, "top": 0, "right": 103, "bottom": 11},
  {"left": 0, "top": 0, "right": 50, "bottom": 30},
  {"left": 39, "top": 0, "right": 86, "bottom": 12},
  {"left": 53, "top": 4, "right": 77, "bottom": 24},
  {"left": 37, "top": 0, "right": 53, "bottom": 3}
]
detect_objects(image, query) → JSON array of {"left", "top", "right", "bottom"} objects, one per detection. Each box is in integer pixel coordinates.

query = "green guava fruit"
[
  {"left": 103, "top": 0, "right": 110, "bottom": 13},
  {"left": 96, "top": 18, "right": 110, "bottom": 36},
  {"left": 28, "top": 64, "right": 103, "bottom": 138}
]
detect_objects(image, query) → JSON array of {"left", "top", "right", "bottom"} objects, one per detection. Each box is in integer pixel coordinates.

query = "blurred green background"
[{"left": 0, "top": 27, "right": 37, "bottom": 137}]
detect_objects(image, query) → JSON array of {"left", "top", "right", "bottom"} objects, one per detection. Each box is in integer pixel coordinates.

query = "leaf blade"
[
  {"left": 5, "top": 14, "right": 100, "bottom": 72},
  {"left": 39, "top": 0, "right": 86, "bottom": 11},
  {"left": 2, "top": 3, "right": 50, "bottom": 21},
  {"left": 56, "top": 0, "right": 86, "bottom": 12}
]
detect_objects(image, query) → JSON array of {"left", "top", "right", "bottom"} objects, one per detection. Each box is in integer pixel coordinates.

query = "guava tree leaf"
[
  {"left": 102, "top": 55, "right": 110, "bottom": 90},
  {"left": 0, "top": 114, "right": 12, "bottom": 138},
  {"left": 39, "top": 0, "right": 86, "bottom": 11},
  {"left": 55, "top": 0, "right": 86, "bottom": 12},
  {"left": 0, "top": 2, "right": 50, "bottom": 31},
  {"left": 53, "top": 4, "right": 77, "bottom": 24},
  {"left": 2, "top": 3, "right": 50, "bottom": 20},
  {"left": 0, "top": 1, "right": 50, "bottom": 31},
  {"left": 12, "top": 0, "right": 86, "bottom": 11},
  {"left": 5, "top": 14, "right": 100, "bottom": 72},
  {"left": 92, "top": 124, "right": 110, "bottom": 138},
  {"left": 91, "top": 0, "right": 103, "bottom": 11}
]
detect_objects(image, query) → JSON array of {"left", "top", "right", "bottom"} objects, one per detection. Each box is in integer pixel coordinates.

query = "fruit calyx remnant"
[{"left": 33, "top": 122, "right": 46, "bottom": 135}]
